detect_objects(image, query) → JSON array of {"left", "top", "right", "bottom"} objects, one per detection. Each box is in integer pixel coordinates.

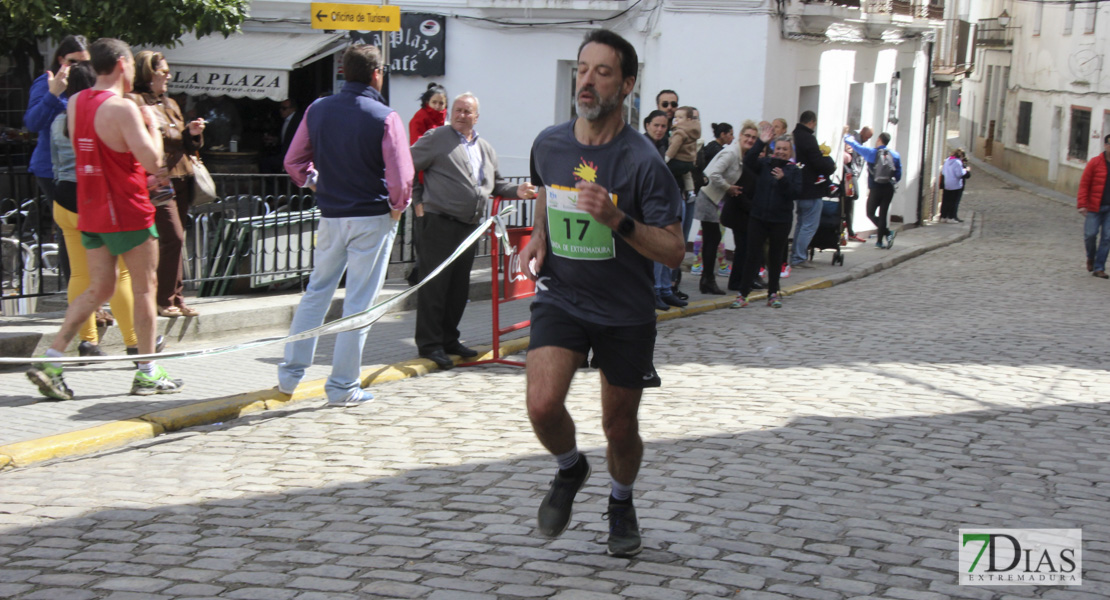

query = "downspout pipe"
[{"left": 917, "top": 40, "right": 934, "bottom": 226}]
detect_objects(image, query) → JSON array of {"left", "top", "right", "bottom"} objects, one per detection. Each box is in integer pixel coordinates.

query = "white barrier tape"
[{"left": 0, "top": 206, "right": 517, "bottom": 365}]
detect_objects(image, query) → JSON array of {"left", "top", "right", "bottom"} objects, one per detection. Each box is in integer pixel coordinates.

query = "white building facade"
[
  {"left": 958, "top": 0, "right": 1110, "bottom": 195},
  {"left": 169, "top": 0, "right": 945, "bottom": 232}
]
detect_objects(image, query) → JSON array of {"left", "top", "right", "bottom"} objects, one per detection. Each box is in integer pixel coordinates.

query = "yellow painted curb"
[
  {"left": 0, "top": 419, "right": 163, "bottom": 468},
  {"left": 0, "top": 454, "right": 11, "bottom": 470},
  {"left": 142, "top": 393, "right": 271, "bottom": 432}
]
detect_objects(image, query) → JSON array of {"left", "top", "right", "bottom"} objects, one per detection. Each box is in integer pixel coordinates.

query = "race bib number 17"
[{"left": 546, "top": 185, "right": 617, "bottom": 260}]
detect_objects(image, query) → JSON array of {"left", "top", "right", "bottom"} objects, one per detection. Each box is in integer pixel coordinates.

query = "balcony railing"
[
  {"left": 825, "top": 0, "right": 943, "bottom": 19},
  {"left": 975, "top": 17, "right": 1013, "bottom": 48}
]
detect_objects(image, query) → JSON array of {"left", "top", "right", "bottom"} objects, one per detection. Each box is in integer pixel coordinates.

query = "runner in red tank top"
[{"left": 26, "top": 38, "right": 184, "bottom": 400}]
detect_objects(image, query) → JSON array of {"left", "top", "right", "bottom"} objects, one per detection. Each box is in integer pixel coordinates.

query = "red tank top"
[{"left": 74, "top": 89, "right": 154, "bottom": 233}]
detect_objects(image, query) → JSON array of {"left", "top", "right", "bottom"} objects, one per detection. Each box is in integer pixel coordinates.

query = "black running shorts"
[{"left": 528, "top": 301, "right": 661, "bottom": 389}]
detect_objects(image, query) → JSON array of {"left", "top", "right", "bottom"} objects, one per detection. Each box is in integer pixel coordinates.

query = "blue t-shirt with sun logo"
[{"left": 529, "top": 120, "right": 683, "bottom": 326}]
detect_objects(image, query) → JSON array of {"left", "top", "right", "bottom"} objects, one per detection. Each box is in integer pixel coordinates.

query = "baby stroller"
[{"left": 807, "top": 184, "right": 845, "bottom": 266}]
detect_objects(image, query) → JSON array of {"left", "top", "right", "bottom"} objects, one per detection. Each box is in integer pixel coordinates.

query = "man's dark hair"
[
  {"left": 578, "top": 29, "right": 638, "bottom": 81},
  {"left": 52, "top": 35, "right": 89, "bottom": 73},
  {"left": 799, "top": 110, "right": 817, "bottom": 125},
  {"left": 89, "top": 38, "right": 131, "bottom": 76},
  {"left": 643, "top": 109, "right": 667, "bottom": 129},
  {"left": 656, "top": 89, "right": 678, "bottom": 104},
  {"left": 879, "top": 132, "right": 891, "bottom": 145},
  {"left": 1104, "top": 134, "right": 1110, "bottom": 145},
  {"left": 342, "top": 44, "right": 382, "bottom": 85}
]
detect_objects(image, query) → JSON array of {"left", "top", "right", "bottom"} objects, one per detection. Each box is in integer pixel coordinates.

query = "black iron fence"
[{"left": 2, "top": 171, "right": 534, "bottom": 314}]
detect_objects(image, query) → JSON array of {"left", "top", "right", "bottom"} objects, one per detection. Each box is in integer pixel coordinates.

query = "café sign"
[{"left": 169, "top": 67, "right": 287, "bottom": 102}]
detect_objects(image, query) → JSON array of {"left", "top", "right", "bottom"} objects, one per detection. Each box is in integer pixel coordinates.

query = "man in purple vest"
[{"left": 279, "top": 44, "right": 413, "bottom": 407}]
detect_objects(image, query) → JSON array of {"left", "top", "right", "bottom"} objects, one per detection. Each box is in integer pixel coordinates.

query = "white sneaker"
[{"left": 328, "top": 388, "right": 375, "bottom": 408}]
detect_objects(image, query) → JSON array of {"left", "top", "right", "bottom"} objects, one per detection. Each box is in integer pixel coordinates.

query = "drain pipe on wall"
[{"left": 916, "top": 40, "right": 934, "bottom": 227}]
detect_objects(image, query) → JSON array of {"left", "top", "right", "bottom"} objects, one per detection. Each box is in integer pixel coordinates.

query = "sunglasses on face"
[
  {"left": 65, "top": 58, "right": 81, "bottom": 65},
  {"left": 660, "top": 101, "right": 678, "bottom": 108}
]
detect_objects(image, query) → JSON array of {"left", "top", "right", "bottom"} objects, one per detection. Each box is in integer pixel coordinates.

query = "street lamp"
[{"left": 997, "top": 9, "right": 1011, "bottom": 28}]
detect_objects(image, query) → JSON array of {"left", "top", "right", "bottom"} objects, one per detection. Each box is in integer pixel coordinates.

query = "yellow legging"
[{"left": 53, "top": 203, "right": 138, "bottom": 347}]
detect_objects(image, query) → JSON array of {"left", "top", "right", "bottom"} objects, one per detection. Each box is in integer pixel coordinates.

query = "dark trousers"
[
  {"left": 842, "top": 193, "right": 857, "bottom": 236},
  {"left": 701, "top": 220, "right": 722, "bottom": 275},
  {"left": 940, "top": 187, "right": 964, "bottom": 220},
  {"left": 172, "top": 175, "right": 196, "bottom": 231},
  {"left": 154, "top": 199, "right": 185, "bottom": 308},
  {"left": 727, "top": 212, "right": 750, "bottom": 291},
  {"left": 415, "top": 213, "right": 478, "bottom": 353},
  {"left": 866, "top": 182, "right": 895, "bottom": 239},
  {"left": 740, "top": 217, "right": 790, "bottom": 296}
]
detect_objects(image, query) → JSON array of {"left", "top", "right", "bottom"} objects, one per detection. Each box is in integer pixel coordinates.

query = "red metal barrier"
[{"left": 460, "top": 199, "right": 535, "bottom": 368}]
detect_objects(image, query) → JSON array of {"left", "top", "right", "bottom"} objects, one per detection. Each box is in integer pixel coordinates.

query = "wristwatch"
[{"left": 617, "top": 214, "right": 635, "bottom": 237}]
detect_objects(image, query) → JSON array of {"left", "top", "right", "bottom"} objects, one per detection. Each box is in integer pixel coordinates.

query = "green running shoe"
[
  {"left": 604, "top": 500, "right": 643, "bottom": 557},
  {"left": 26, "top": 360, "right": 74, "bottom": 401},
  {"left": 131, "top": 365, "right": 184, "bottom": 396}
]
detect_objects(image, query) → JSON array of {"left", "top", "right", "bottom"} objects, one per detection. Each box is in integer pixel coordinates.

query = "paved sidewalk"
[
  {"left": 0, "top": 166, "right": 1106, "bottom": 599},
  {"left": 0, "top": 205, "right": 973, "bottom": 468}
]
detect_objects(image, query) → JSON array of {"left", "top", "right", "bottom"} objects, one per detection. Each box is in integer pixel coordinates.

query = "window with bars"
[{"left": 1068, "top": 106, "right": 1091, "bottom": 161}]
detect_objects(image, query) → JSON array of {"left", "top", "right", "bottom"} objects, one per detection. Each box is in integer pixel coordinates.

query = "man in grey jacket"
[{"left": 410, "top": 93, "right": 536, "bottom": 369}]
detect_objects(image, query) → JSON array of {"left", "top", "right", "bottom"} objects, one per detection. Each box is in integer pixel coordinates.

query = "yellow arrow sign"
[{"left": 310, "top": 3, "right": 401, "bottom": 31}]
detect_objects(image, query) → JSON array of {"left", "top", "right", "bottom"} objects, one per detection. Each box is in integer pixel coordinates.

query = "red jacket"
[
  {"left": 408, "top": 105, "right": 445, "bottom": 146},
  {"left": 1078, "top": 153, "right": 1108, "bottom": 212}
]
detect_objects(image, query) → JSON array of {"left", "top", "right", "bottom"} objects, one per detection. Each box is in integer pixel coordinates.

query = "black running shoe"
[
  {"left": 537, "top": 455, "right": 591, "bottom": 537},
  {"left": 604, "top": 500, "right": 643, "bottom": 557}
]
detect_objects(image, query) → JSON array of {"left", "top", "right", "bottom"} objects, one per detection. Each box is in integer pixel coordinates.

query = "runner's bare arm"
[
  {"left": 518, "top": 186, "right": 547, "bottom": 281},
  {"left": 118, "top": 99, "right": 164, "bottom": 175},
  {"left": 575, "top": 181, "right": 684, "bottom": 268}
]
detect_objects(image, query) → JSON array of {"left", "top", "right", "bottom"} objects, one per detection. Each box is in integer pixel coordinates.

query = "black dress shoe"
[
  {"left": 420, "top": 348, "right": 455, "bottom": 369},
  {"left": 654, "top": 296, "right": 671, "bottom": 311},
  {"left": 750, "top": 279, "right": 767, "bottom": 290},
  {"left": 661, "top": 293, "right": 688, "bottom": 308},
  {"left": 445, "top": 342, "right": 478, "bottom": 358},
  {"left": 672, "top": 287, "right": 689, "bottom": 300}
]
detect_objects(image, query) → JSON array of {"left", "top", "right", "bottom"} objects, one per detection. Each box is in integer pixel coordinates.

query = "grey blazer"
[{"left": 410, "top": 125, "right": 519, "bottom": 224}]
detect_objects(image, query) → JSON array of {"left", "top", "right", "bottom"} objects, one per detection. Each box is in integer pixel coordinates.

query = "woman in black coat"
[{"left": 731, "top": 122, "right": 801, "bottom": 309}]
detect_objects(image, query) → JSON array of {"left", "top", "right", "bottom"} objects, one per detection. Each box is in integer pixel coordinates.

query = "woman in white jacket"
[{"left": 692, "top": 126, "right": 747, "bottom": 295}]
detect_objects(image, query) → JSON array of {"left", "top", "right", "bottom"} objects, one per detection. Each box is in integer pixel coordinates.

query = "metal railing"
[
  {"left": 975, "top": 18, "right": 1013, "bottom": 47},
  {"left": 1, "top": 172, "right": 536, "bottom": 312}
]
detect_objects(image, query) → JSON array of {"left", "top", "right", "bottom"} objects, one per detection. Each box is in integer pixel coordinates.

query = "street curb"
[
  {"left": 0, "top": 223, "right": 973, "bottom": 471},
  {"left": 0, "top": 419, "right": 164, "bottom": 468}
]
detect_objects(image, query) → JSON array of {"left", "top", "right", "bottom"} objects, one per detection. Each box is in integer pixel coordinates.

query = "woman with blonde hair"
[
  {"left": 130, "top": 50, "right": 206, "bottom": 318},
  {"left": 732, "top": 125, "right": 801, "bottom": 309}
]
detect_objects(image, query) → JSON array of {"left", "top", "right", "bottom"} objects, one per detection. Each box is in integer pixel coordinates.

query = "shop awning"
[{"left": 142, "top": 32, "right": 348, "bottom": 102}]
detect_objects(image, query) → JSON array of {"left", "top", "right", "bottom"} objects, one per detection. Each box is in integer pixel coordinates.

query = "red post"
[{"left": 459, "top": 198, "right": 535, "bottom": 368}]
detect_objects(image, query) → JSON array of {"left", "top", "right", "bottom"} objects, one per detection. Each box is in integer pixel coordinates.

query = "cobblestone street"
[{"left": 1, "top": 169, "right": 1108, "bottom": 599}]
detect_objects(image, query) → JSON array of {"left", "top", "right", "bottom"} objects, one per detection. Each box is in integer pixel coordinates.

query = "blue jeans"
[
  {"left": 654, "top": 261, "right": 672, "bottom": 296},
  {"left": 791, "top": 198, "right": 822, "bottom": 265},
  {"left": 278, "top": 215, "right": 398, "bottom": 402},
  {"left": 1085, "top": 205, "right": 1110, "bottom": 272}
]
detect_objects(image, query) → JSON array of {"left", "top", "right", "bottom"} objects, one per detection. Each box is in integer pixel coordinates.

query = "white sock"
[
  {"left": 138, "top": 362, "right": 156, "bottom": 375},
  {"left": 43, "top": 348, "right": 63, "bottom": 369},
  {"left": 555, "top": 448, "right": 580, "bottom": 471},
  {"left": 610, "top": 478, "right": 633, "bottom": 502}
]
